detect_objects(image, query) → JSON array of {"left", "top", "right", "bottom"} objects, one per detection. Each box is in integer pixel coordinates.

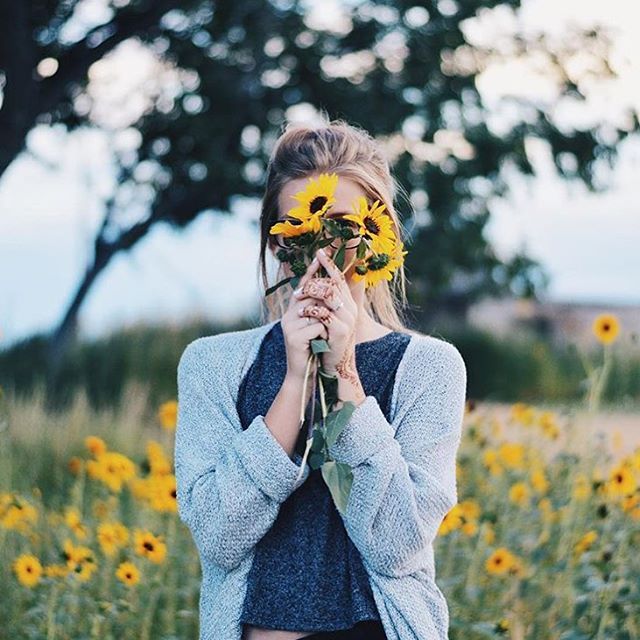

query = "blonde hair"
[{"left": 257, "top": 114, "right": 417, "bottom": 335}]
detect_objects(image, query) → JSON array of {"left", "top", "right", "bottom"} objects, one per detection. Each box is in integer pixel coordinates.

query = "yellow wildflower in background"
[
  {"left": 63, "top": 538, "right": 97, "bottom": 582},
  {"left": 86, "top": 451, "right": 137, "bottom": 493},
  {"left": 509, "top": 481, "right": 531, "bottom": 506},
  {"left": 13, "top": 554, "right": 43, "bottom": 587},
  {"left": 574, "top": 530, "right": 598, "bottom": 556},
  {"left": 498, "top": 442, "right": 526, "bottom": 470},
  {"left": 157, "top": 400, "right": 178, "bottom": 430},
  {"left": 485, "top": 547, "right": 518, "bottom": 575},
  {"left": 147, "top": 474, "right": 178, "bottom": 513},
  {"left": 607, "top": 464, "right": 636, "bottom": 497},
  {"left": 85, "top": 435, "right": 107, "bottom": 457},
  {"left": 97, "top": 522, "right": 130, "bottom": 557},
  {"left": 530, "top": 467, "right": 550, "bottom": 494},
  {"left": 64, "top": 506, "right": 89, "bottom": 540},
  {"left": 592, "top": 313, "right": 620, "bottom": 345},
  {"left": 133, "top": 529, "right": 167, "bottom": 564},
  {"left": 510, "top": 402, "right": 536, "bottom": 426},
  {"left": 537, "top": 411, "right": 560, "bottom": 439},
  {"left": 438, "top": 504, "right": 464, "bottom": 535},
  {"left": 116, "top": 561, "right": 141, "bottom": 587},
  {"left": 1, "top": 494, "right": 38, "bottom": 532},
  {"left": 147, "top": 440, "right": 172, "bottom": 475},
  {"left": 14, "top": 553, "right": 43, "bottom": 584}
]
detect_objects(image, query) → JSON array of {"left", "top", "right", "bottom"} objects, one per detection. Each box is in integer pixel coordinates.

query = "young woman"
[{"left": 175, "top": 119, "right": 467, "bottom": 640}]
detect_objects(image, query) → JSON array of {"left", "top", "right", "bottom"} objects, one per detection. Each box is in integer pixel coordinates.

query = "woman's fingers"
[
  {"left": 315, "top": 248, "right": 349, "bottom": 292},
  {"left": 293, "top": 254, "right": 321, "bottom": 293}
]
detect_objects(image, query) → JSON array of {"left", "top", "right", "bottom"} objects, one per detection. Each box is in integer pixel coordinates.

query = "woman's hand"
[
  {"left": 281, "top": 255, "right": 329, "bottom": 384},
  {"left": 293, "top": 247, "right": 359, "bottom": 383}
]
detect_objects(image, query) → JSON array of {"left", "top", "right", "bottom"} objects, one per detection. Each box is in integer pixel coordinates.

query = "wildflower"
[
  {"left": 508, "top": 482, "right": 531, "bottom": 506},
  {"left": 62, "top": 538, "right": 97, "bottom": 582},
  {"left": 1, "top": 494, "right": 38, "bottom": 532},
  {"left": 574, "top": 530, "right": 598, "bottom": 556},
  {"left": 133, "top": 528, "right": 167, "bottom": 564},
  {"left": 147, "top": 474, "right": 178, "bottom": 513},
  {"left": 607, "top": 464, "right": 636, "bottom": 497},
  {"left": 485, "top": 547, "right": 517, "bottom": 575},
  {"left": 13, "top": 554, "right": 43, "bottom": 587},
  {"left": 116, "top": 561, "right": 141, "bottom": 587},
  {"left": 510, "top": 403, "right": 535, "bottom": 426},
  {"left": 147, "top": 440, "right": 172, "bottom": 475},
  {"left": 157, "top": 400, "right": 178, "bottom": 431},
  {"left": 498, "top": 442, "right": 526, "bottom": 470},
  {"left": 85, "top": 435, "right": 107, "bottom": 457},
  {"left": 592, "top": 313, "right": 620, "bottom": 345},
  {"left": 86, "top": 451, "right": 136, "bottom": 493},
  {"left": 97, "top": 522, "right": 130, "bottom": 557},
  {"left": 64, "top": 506, "right": 88, "bottom": 540}
]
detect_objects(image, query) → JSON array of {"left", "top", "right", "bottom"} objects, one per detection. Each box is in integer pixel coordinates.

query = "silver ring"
[{"left": 332, "top": 300, "right": 344, "bottom": 312}]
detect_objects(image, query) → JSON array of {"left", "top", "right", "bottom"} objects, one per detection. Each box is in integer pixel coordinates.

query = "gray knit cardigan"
[{"left": 175, "top": 318, "right": 467, "bottom": 640}]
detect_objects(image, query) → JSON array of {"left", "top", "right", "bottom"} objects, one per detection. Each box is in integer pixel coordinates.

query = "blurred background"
[
  {"left": 0, "top": 0, "right": 639, "bottom": 414},
  {"left": 1, "top": 2, "right": 640, "bottom": 638}
]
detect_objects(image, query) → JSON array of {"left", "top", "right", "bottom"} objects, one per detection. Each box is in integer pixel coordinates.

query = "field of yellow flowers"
[{"left": 1, "top": 313, "right": 638, "bottom": 639}]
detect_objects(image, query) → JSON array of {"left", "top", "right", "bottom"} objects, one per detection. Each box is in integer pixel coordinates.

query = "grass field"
[{"left": 1, "top": 315, "right": 638, "bottom": 638}]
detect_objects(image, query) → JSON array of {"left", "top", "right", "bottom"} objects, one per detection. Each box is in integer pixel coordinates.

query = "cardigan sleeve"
[
  {"left": 174, "top": 337, "right": 310, "bottom": 572},
  {"left": 326, "top": 337, "right": 467, "bottom": 579}
]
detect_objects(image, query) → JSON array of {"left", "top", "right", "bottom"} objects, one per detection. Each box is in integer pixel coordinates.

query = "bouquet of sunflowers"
[{"left": 266, "top": 172, "right": 407, "bottom": 514}]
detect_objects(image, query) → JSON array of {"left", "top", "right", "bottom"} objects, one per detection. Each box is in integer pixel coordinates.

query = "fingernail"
[
  {"left": 293, "top": 287, "right": 302, "bottom": 295},
  {"left": 318, "top": 248, "right": 326, "bottom": 256}
]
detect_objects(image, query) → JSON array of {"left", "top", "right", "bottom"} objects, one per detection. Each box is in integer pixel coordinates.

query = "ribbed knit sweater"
[{"left": 175, "top": 318, "right": 467, "bottom": 640}]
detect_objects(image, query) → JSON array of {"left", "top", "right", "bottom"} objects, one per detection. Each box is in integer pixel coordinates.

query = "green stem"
[{"left": 46, "top": 582, "right": 62, "bottom": 640}]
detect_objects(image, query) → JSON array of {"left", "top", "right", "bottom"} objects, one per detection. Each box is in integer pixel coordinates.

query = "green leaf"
[
  {"left": 321, "top": 460, "right": 353, "bottom": 515},
  {"left": 265, "top": 275, "right": 296, "bottom": 297},
  {"left": 333, "top": 243, "right": 346, "bottom": 270},
  {"left": 310, "top": 338, "right": 330, "bottom": 354},
  {"left": 324, "top": 401, "right": 357, "bottom": 448},
  {"left": 356, "top": 238, "right": 367, "bottom": 260}
]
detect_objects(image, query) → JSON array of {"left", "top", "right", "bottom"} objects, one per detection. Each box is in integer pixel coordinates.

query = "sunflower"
[
  {"left": 116, "top": 561, "right": 140, "bottom": 587},
  {"left": 608, "top": 464, "right": 636, "bottom": 497},
  {"left": 147, "top": 473, "right": 178, "bottom": 513},
  {"left": 351, "top": 234, "right": 407, "bottom": 289},
  {"left": 97, "top": 521, "right": 129, "bottom": 557},
  {"left": 85, "top": 435, "right": 107, "bottom": 457},
  {"left": 592, "top": 313, "right": 620, "bottom": 345},
  {"left": 157, "top": 400, "right": 178, "bottom": 430},
  {"left": 342, "top": 196, "right": 396, "bottom": 254},
  {"left": 269, "top": 172, "right": 338, "bottom": 239},
  {"left": 485, "top": 547, "right": 516, "bottom": 575},
  {"left": 133, "top": 528, "right": 167, "bottom": 564},
  {"left": 13, "top": 554, "right": 43, "bottom": 587}
]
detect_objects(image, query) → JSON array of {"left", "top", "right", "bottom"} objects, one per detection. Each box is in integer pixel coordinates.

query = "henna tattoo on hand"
[{"left": 334, "top": 329, "right": 365, "bottom": 402}]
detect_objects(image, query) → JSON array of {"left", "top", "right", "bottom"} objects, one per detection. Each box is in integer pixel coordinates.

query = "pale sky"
[{"left": 0, "top": 0, "right": 639, "bottom": 348}]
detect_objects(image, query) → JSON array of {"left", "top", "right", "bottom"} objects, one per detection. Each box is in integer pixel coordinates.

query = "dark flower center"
[
  {"left": 309, "top": 196, "right": 327, "bottom": 214},
  {"left": 364, "top": 217, "right": 380, "bottom": 235}
]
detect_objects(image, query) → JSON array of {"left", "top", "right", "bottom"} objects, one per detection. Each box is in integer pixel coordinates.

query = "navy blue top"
[{"left": 237, "top": 320, "right": 411, "bottom": 633}]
